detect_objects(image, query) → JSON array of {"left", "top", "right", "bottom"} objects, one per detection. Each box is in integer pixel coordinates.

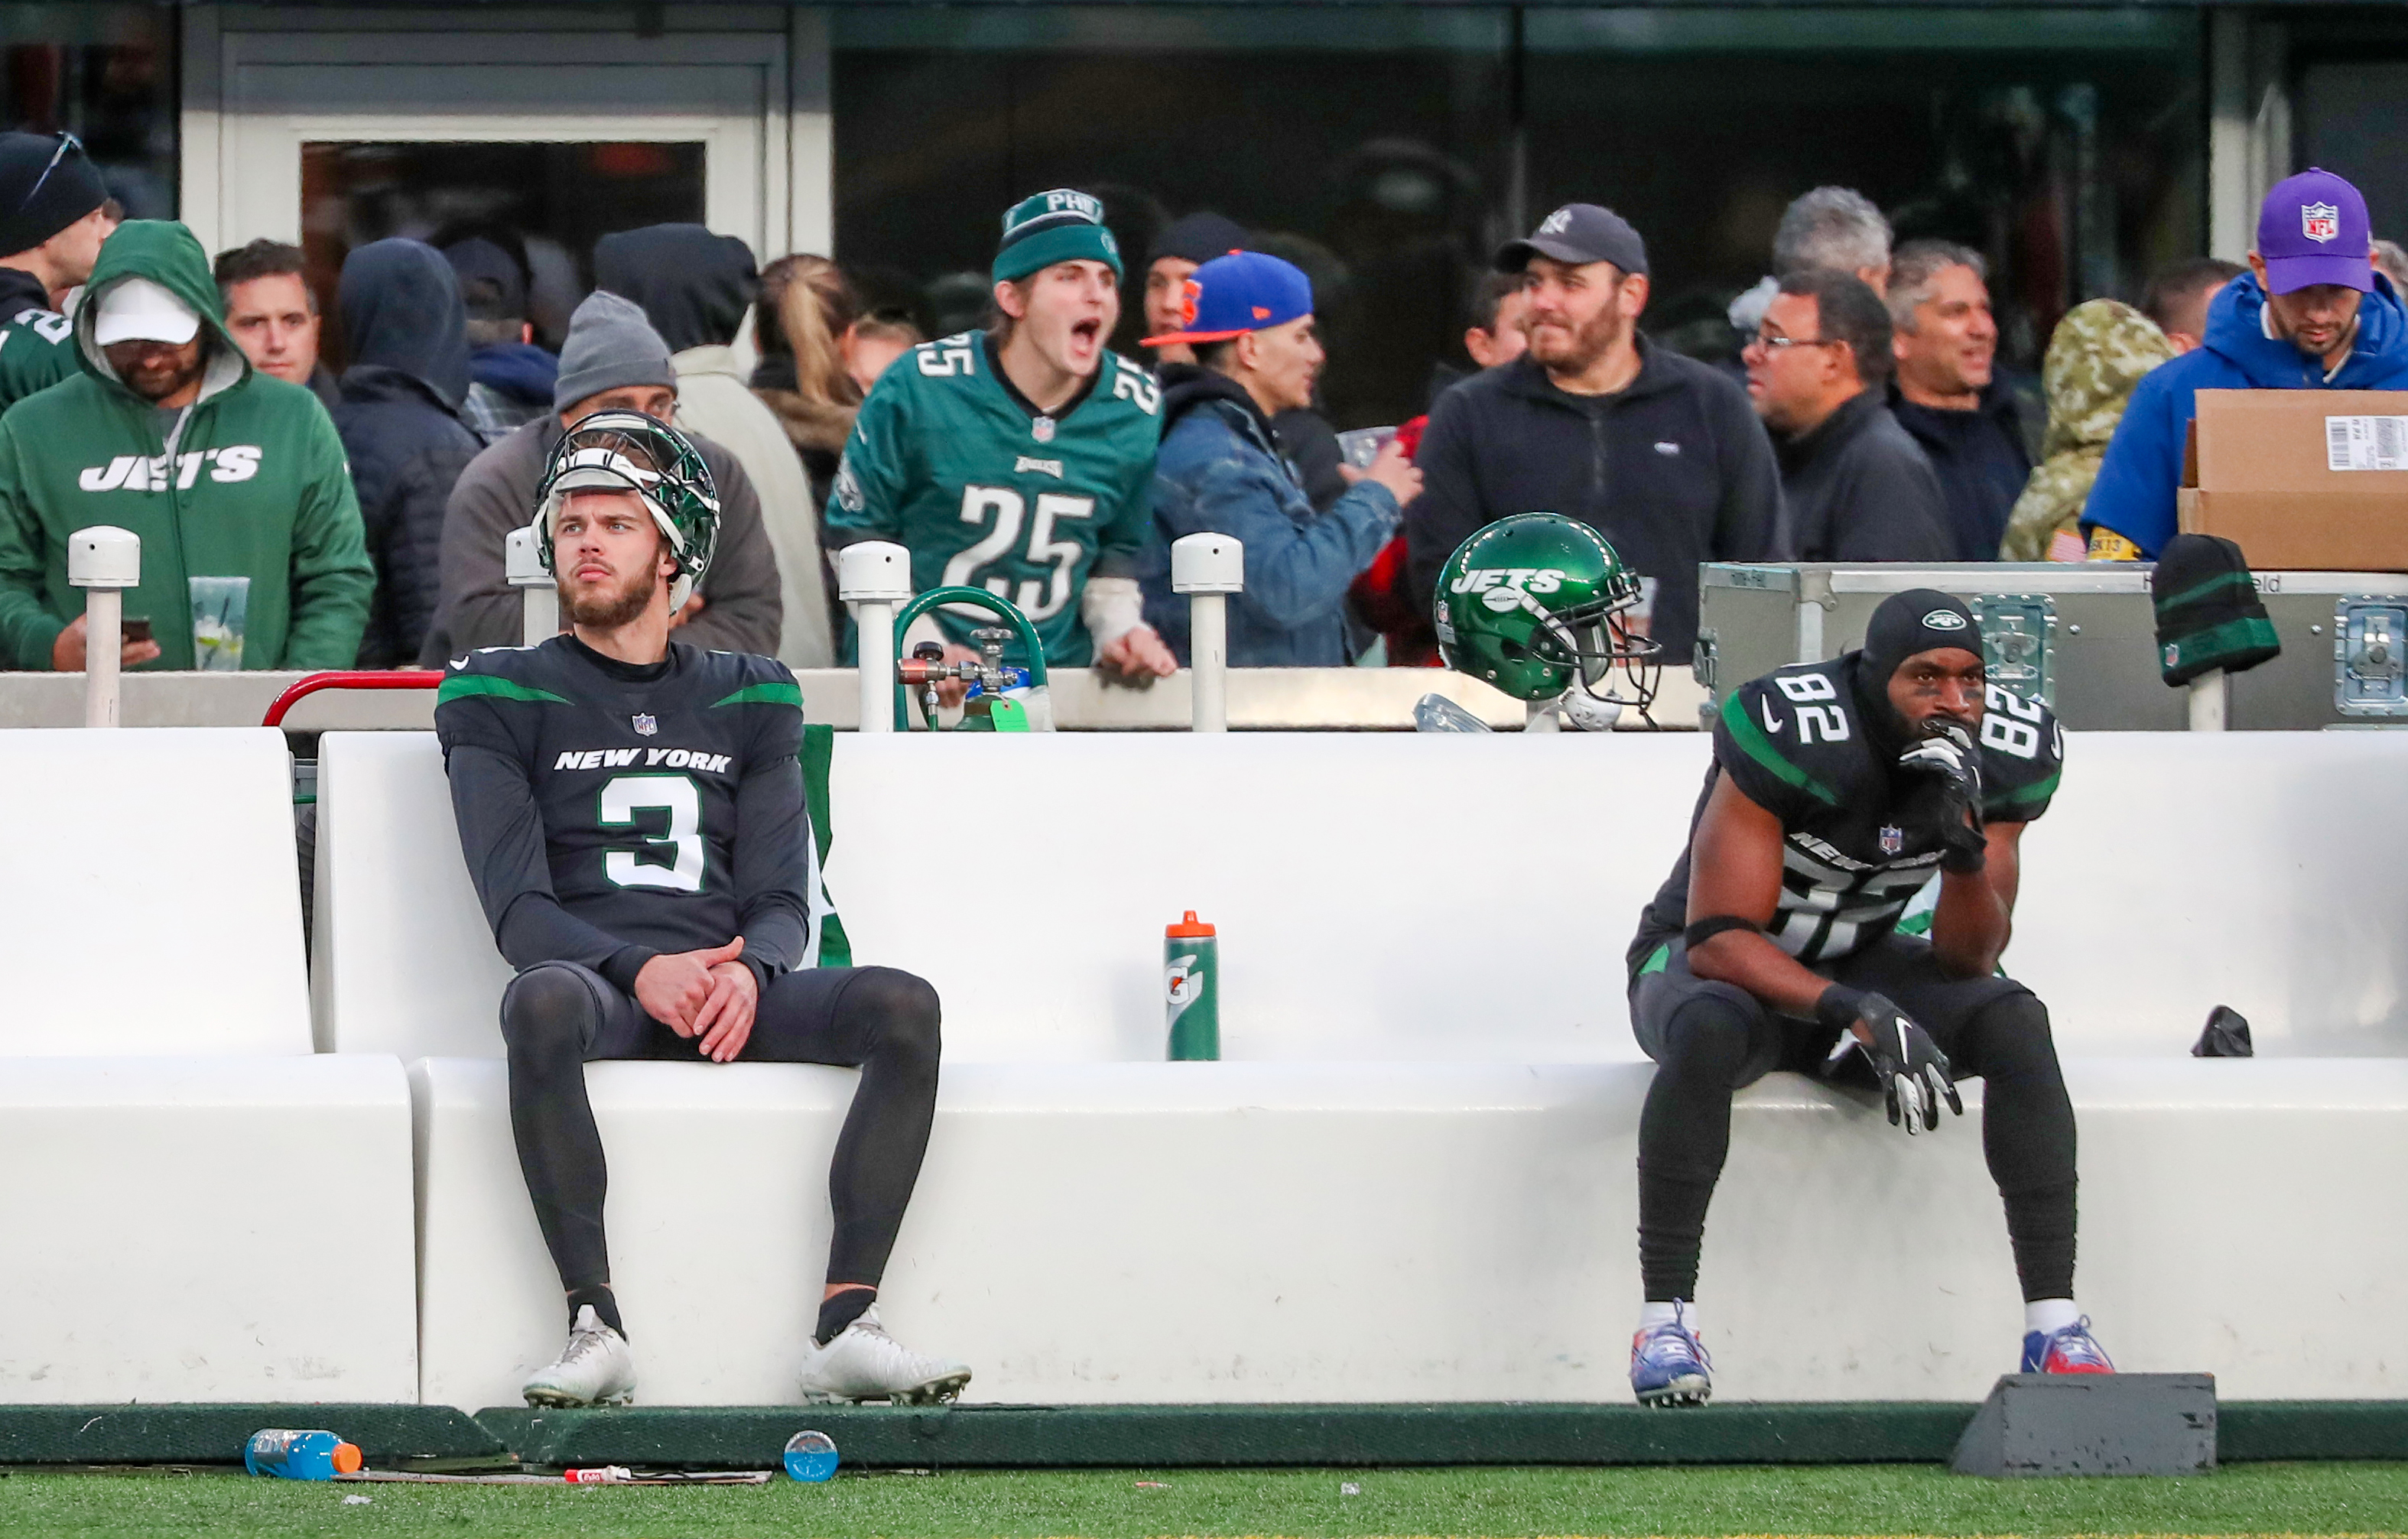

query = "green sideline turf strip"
[{"left": 1, "top": 1462, "right": 2404, "bottom": 1539}]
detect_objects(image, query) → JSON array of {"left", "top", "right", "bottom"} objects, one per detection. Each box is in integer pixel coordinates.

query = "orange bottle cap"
[
  {"left": 332, "top": 1443, "right": 362, "bottom": 1474},
  {"left": 1166, "top": 910, "right": 1215, "bottom": 937}
]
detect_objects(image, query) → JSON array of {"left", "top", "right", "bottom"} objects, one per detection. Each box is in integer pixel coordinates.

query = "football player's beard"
[{"left": 561, "top": 562, "right": 655, "bottom": 631}]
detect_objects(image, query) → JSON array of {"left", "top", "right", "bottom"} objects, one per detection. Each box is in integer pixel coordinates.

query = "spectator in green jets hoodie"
[{"left": 0, "top": 219, "right": 372, "bottom": 671}]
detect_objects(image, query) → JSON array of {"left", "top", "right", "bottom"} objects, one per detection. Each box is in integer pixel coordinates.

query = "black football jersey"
[
  {"left": 1631, "top": 652, "right": 2062, "bottom": 974},
  {"left": 434, "top": 635, "right": 821, "bottom": 975}
]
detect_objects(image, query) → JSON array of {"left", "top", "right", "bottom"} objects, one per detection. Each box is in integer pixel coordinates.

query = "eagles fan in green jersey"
[
  {"left": 0, "top": 131, "right": 118, "bottom": 414},
  {"left": 1621, "top": 589, "right": 2113, "bottom": 1406},
  {"left": 436, "top": 412, "right": 970, "bottom": 1408},
  {"left": 824, "top": 189, "right": 1178, "bottom": 681}
]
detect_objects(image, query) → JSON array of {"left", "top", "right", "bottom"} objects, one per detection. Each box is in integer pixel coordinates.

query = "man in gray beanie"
[
  {"left": 0, "top": 130, "right": 118, "bottom": 412},
  {"left": 418, "top": 290, "right": 781, "bottom": 663}
]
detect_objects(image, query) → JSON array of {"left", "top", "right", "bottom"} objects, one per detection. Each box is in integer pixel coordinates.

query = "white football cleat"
[
  {"left": 798, "top": 1304, "right": 971, "bottom": 1404},
  {"left": 522, "top": 1305, "right": 638, "bottom": 1408}
]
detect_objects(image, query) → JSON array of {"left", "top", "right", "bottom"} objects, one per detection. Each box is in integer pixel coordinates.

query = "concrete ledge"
[{"left": 0, "top": 1404, "right": 504, "bottom": 1465}]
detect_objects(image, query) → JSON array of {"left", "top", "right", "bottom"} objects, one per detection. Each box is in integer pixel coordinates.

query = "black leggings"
[
  {"left": 1631, "top": 936, "right": 2077, "bottom": 1304},
  {"left": 499, "top": 961, "right": 942, "bottom": 1300}
]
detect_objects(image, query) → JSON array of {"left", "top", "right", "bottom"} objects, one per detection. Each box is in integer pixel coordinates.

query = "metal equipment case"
[{"left": 1694, "top": 563, "right": 2408, "bottom": 731}]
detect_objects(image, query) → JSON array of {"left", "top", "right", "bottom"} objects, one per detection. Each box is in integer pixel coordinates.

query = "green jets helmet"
[
  {"left": 1434, "top": 512, "right": 1661, "bottom": 722},
  {"left": 531, "top": 410, "right": 721, "bottom": 612}
]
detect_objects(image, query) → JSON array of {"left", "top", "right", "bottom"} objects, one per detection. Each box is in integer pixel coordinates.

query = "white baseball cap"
[{"left": 93, "top": 277, "right": 200, "bottom": 347}]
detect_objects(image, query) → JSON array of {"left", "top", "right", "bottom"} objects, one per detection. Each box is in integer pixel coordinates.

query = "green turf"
[{"left": 1, "top": 1463, "right": 2404, "bottom": 1539}]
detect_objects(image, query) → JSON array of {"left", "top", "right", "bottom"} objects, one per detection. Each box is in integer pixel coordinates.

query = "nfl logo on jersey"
[
  {"left": 632, "top": 714, "right": 658, "bottom": 736},
  {"left": 1880, "top": 824, "right": 1904, "bottom": 856}
]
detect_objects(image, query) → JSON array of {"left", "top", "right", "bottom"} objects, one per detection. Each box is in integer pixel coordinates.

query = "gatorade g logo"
[
  {"left": 1922, "top": 609, "right": 1968, "bottom": 630},
  {"left": 1165, "top": 954, "right": 1202, "bottom": 1017},
  {"left": 78, "top": 446, "right": 263, "bottom": 492},
  {"left": 1451, "top": 566, "right": 1568, "bottom": 613}
]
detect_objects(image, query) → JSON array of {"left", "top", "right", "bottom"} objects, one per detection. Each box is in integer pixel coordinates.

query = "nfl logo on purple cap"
[{"left": 2302, "top": 202, "right": 2341, "bottom": 244}]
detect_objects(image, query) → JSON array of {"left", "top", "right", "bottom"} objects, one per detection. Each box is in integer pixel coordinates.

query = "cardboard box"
[{"left": 2176, "top": 388, "right": 2408, "bottom": 568}]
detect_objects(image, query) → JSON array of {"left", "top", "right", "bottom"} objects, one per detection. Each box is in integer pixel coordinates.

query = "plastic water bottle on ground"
[
  {"left": 785, "top": 1430, "right": 839, "bottom": 1482},
  {"left": 245, "top": 1429, "right": 362, "bottom": 1480}
]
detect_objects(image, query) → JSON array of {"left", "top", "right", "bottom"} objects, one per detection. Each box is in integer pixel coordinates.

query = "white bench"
[
  {"left": 317, "top": 729, "right": 2408, "bottom": 1405},
  {"left": 0, "top": 729, "right": 415, "bottom": 1402}
]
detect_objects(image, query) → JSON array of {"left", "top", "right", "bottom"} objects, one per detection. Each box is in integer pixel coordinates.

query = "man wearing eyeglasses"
[
  {"left": 0, "top": 131, "right": 118, "bottom": 414},
  {"left": 1744, "top": 268, "right": 1950, "bottom": 563}
]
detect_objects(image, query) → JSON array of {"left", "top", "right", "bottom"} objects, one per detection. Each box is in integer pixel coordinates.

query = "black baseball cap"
[{"left": 1496, "top": 203, "right": 1649, "bottom": 278}]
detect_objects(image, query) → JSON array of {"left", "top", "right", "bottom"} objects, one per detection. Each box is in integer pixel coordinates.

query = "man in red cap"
[{"left": 1139, "top": 250, "right": 1419, "bottom": 666}]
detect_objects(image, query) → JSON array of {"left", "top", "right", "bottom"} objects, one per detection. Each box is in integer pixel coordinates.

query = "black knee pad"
[
  {"left": 1658, "top": 992, "right": 1758, "bottom": 1078},
  {"left": 501, "top": 964, "right": 600, "bottom": 1064},
  {"left": 1965, "top": 992, "right": 2059, "bottom": 1079},
  {"left": 842, "top": 966, "right": 942, "bottom": 1065}
]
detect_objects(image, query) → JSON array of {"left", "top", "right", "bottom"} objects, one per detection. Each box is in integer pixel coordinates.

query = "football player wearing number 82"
[
  {"left": 822, "top": 188, "right": 1178, "bottom": 687},
  {"left": 435, "top": 413, "right": 970, "bottom": 1410},
  {"left": 1619, "top": 589, "right": 2112, "bottom": 1407}
]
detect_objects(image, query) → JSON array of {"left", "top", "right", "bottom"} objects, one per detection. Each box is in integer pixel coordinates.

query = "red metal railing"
[{"left": 262, "top": 670, "right": 446, "bottom": 727}]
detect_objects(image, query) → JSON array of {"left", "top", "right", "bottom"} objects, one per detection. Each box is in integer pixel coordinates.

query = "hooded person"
[
  {"left": 333, "top": 238, "right": 486, "bottom": 667},
  {"left": 444, "top": 235, "right": 556, "bottom": 445},
  {"left": 595, "top": 224, "right": 828, "bottom": 667},
  {"left": 417, "top": 288, "right": 781, "bottom": 665},
  {"left": 2000, "top": 300, "right": 2174, "bottom": 562},
  {"left": 0, "top": 130, "right": 117, "bottom": 413},
  {"left": 2084, "top": 169, "right": 2408, "bottom": 558},
  {"left": 0, "top": 219, "right": 373, "bottom": 672}
]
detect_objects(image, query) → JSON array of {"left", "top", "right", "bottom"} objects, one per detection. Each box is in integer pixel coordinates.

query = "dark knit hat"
[
  {"left": 0, "top": 131, "right": 107, "bottom": 259},
  {"left": 2152, "top": 533, "right": 2280, "bottom": 686},
  {"left": 1148, "top": 211, "right": 1249, "bottom": 268},
  {"left": 1860, "top": 589, "right": 1980, "bottom": 684}
]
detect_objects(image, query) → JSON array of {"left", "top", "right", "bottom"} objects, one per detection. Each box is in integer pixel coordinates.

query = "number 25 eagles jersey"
[
  {"left": 822, "top": 330, "right": 1161, "bottom": 667},
  {"left": 1630, "top": 654, "right": 2064, "bottom": 976}
]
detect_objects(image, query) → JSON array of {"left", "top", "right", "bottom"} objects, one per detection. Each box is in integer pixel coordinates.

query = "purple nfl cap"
[{"left": 2257, "top": 167, "right": 2373, "bottom": 294}]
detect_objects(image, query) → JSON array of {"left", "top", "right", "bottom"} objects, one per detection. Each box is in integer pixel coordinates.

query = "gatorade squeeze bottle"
[
  {"left": 1165, "top": 911, "right": 1218, "bottom": 1061},
  {"left": 245, "top": 1429, "right": 362, "bottom": 1480}
]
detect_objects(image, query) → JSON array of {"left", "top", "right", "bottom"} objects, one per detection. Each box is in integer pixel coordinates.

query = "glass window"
[
  {"left": 1522, "top": 8, "right": 2204, "bottom": 372},
  {"left": 833, "top": 6, "right": 1513, "bottom": 428},
  {"left": 0, "top": 4, "right": 176, "bottom": 219},
  {"left": 299, "top": 141, "right": 707, "bottom": 361}
]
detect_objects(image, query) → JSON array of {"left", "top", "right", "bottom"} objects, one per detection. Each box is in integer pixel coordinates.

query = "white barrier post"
[
  {"left": 2188, "top": 668, "right": 2228, "bottom": 732},
  {"left": 1171, "top": 532, "right": 1243, "bottom": 734},
  {"left": 505, "top": 526, "right": 558, "bottom": 647},
  {"left": 838, "top": 542, "right": 913, "bottom": 734},
  {"left": 67, "top": 526, "right": 139, "bottom": 729}
]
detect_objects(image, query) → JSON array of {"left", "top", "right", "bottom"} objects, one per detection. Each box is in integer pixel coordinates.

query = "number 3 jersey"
[
  {"left": 434, "top": 635, "right": 830, "bottom": 989},
  {"left": 1629, "top": 653, "right": 2064, "bottom": 977},
  {"left": 821, "top": 330, "right": 1160, "bottom": 666}
]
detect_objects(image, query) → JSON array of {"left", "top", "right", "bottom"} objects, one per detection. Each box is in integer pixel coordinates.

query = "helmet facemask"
[{"left": 1524, "top": 584, "right": 1662, "bottom": 728}]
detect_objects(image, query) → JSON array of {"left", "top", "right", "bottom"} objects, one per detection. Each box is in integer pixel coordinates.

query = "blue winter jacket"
[
  {"left": 1139, "top": 366, "right": 1399, "bottom": 667},
  {"left": 2083, "top": 273, "right": 2408, "bottom": 555}
]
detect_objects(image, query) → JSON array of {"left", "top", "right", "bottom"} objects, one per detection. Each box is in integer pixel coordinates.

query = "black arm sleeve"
[
  {"left": 729, "top": 712, "right": 815, "bottom": 989},
  {"left": 446, "top": 742, "right": 658, "bottom": 986}
]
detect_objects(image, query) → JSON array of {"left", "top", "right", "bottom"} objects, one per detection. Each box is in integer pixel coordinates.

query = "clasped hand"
[{"left": 634, "top": 937, "right": 756, "bottom": 1063}]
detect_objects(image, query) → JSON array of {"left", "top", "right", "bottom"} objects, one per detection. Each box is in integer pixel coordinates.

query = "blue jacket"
[
  {"left": 1140, "top": 367, "right": 1399, "bottom": 667},
  {"left": 2083, "top": 273, "right": 2408, "bottom": 555}
]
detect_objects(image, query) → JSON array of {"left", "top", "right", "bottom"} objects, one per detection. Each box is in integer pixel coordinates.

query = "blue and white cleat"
[
  {"left": 1630, "top": 1303, "right": 1712, "bottom": 1407},
  {"left": 2021, "top": 1316, "right": 2115, "bottom": 1375}
]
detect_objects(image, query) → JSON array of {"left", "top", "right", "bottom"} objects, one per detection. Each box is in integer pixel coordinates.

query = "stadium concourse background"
[{"left": 11, "top": 1, "right": 2408, "bottom": 429}]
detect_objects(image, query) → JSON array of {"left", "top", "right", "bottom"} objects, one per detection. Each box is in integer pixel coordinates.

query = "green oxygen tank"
[{"left": 1165, "top": 911, "right": 1219, "bottom": 1061}]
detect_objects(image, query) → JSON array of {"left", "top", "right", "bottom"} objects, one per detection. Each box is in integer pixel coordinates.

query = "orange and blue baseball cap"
[{"left": 1141, "top": 249, "right": 1313, "bottom": 346}]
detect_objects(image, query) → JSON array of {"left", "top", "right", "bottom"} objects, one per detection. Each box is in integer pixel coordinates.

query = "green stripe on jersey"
[
  {"left": 711, "top": 681, "right": 804, "bottom": 709},
  {"left": 1719, "top": 690, "right": 1841, "bottom": 807},
  {"left": 1989, "top": 768, "right": 2061, "bottom": 813},
  {"left": 436, "top": 674, "right": 571, "bottom": 707}
]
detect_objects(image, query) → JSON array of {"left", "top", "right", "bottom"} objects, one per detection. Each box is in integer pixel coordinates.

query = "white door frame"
[{"left": 180, "top": 4, "right": 830, "bottom": 262}]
